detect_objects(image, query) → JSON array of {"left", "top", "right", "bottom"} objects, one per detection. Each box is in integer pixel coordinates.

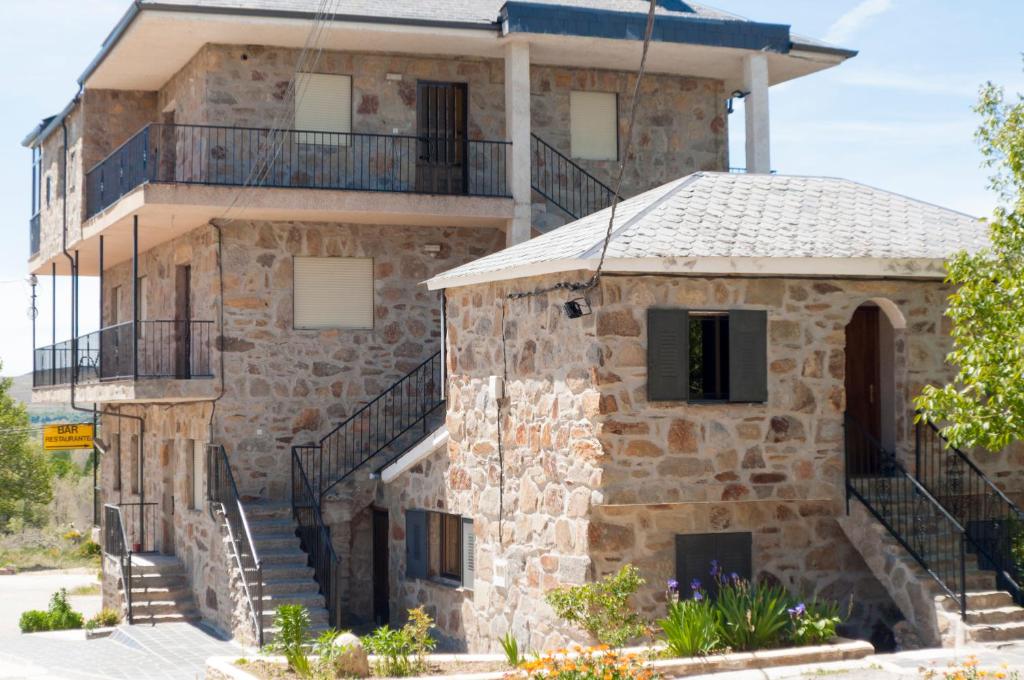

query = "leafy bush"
[
  {"left": 658, "top": 597, "right": 720, "bottom": 657},
  {"left": 266, "top": 604, "right": 312, "bottom": 678},
  {"left": 545, "top": 565, "right": 647, "bottom": 648},
  {"left": 513, "top": 646, "right": 659, "bottom": 680},
  {"left": 76, "top": 540, "right": 101, "bottom": 559},
  {"left": 715, "top": 576, "right": 791, "bottom": 651},
  {"left": 84, "top": 608, "right": 121, "bottom": 630},
  {"left": 62, "top": 529, "right": 83, "bottom": 543},
  {"left": 362, "top": 607, "right": 436, "bottom": 677},
  {"left": 501, "top": 631, "right": 523, "bottom": 668},
  {"left": 19, "top": 588, "right": 85, "bottom": 633},
  {"left": 788, "top": 600, "right": 841, "bottom": 646}
]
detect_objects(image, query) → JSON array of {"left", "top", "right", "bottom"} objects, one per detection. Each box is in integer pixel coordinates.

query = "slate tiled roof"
[
  {"left": 428, "top": 172, "right": 988, "bottom": 288},
  {"left": 140, "top": 0, "right": 753, "bottom": 27}
]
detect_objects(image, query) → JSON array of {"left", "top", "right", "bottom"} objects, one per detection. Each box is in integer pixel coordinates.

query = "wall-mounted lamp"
[
  {"left": 563, "top": 297, "right": 592, "bottom": 319},
  {"left": 422, "top": 243, "right": 442, "bottom": 257},
  {"left": 386, "top": 73, "right": 403, "bottom": 82}
]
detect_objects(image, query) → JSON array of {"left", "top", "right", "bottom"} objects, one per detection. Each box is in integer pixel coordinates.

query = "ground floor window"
[
  {"left": 405, "top": 509, "right": 474, "bottom": 589},
  {"left": 676, "top": 531, "right": 752, "bottom": 596}
]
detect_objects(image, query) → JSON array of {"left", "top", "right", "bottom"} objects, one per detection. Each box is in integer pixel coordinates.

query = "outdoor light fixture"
[{"left": 563, "top": 297, "right": 592, "bottom": 319}]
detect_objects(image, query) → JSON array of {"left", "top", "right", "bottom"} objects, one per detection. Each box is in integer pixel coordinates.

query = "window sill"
[{"left": 422, "top": 576, "right": 469, "bottom": 592}]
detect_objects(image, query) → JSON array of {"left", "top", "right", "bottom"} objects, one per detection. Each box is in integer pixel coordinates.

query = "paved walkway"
[{"left": 0, "top": 569, "right": 101, "bottom": 636}]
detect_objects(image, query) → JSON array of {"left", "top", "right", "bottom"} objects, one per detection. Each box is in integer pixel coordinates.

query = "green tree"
[
  {"left": 0, "top": 366, "right": 52, "bottom": 528},
  {"left": 915, "top": 79, "right": 1024, "bottom": 450}
]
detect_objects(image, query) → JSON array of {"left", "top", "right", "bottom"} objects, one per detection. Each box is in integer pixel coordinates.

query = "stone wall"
[
  {"left": 419, "top": 272, "right": 977, "bottom": 651},
  {"left": 34, "top": 103, "right": 84, "bottom": 265}
]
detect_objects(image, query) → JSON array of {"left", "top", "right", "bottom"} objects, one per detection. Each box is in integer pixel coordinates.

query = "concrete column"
[
  {"left": 743, "top": 53, "right": 771, "bottom": 174},
  {"left": 504, "top": 40, "right": 532, "bottom": 246}
]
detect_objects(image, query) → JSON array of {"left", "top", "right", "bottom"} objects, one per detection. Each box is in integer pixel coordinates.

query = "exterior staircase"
[
  {"left": 530, "top": 133, "right": 617, "bottom": 221},
  {"left": 128, "top": 554, "right": 201, "bottom": 625},
  {"left": 841, "top": 415, "right": 1024, "bottom": 648}
]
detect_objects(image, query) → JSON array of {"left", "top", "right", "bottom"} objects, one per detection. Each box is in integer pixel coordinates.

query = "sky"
[{"left": 0, "top": 0, "right": 1020, "bottom": 377}]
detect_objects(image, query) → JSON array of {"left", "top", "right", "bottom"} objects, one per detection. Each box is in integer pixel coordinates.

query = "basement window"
[{"left": 405, "top": 509, "right": 474, "bottom": 590}]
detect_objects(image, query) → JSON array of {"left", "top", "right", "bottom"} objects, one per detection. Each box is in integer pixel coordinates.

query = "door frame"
[
  {"left": 415, "top": 81, "right": 469, "bottom": 194},
  {"left": 372, "top": 508, "right": 390, "bottom": 626}
]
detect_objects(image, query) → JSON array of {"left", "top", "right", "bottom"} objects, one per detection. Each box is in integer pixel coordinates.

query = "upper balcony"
[{"left": 32, "top": 319, "right": 216, "bottom": 403}]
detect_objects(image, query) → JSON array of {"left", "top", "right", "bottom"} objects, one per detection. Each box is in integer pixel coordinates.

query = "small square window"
[
  {"left": 570, "top": 91, "right": 618, "bottom": 161},
  {"left": 293, "top": 257, "right": 374, "bottom": 330},
  {"left": 689, "top": 313, "right": 730, "bottom": 401}
]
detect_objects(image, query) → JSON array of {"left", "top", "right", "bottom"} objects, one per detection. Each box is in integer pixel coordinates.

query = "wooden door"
[
  {"left": 416, "top": 82, "right": 467, "bottom": 195},
  {"left": 174, "top": 265, "right": 192, "bottom": 379},
  {"left": 845, "top": 306, "right": 881, "bottom": 475},
  {"left": 160, "top": 442, "right": 175, "bottom": 555},
  {"left": 372, "top": 509, "right": 390, "bottom": 625}
]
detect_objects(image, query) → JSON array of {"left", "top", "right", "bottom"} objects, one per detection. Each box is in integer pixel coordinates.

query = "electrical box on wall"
[
  {"left": 493, "top": 557, "right": 508, "bottom": 588},
  {"left": 489, "top": 375, "right": 504, "bottom": 400}
]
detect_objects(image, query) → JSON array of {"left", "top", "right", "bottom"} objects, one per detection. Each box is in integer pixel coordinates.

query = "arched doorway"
[{"left": 844, "top": 301, "right": 902, "bottom": 476}]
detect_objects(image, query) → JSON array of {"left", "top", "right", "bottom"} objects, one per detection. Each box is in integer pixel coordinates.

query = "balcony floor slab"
[{"left": 32, "top": 378, "right": 218, "bottom": 405}]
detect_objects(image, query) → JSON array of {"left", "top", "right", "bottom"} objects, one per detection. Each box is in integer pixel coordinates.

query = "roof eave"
[{"left": 789, "top": 40, "right": 859, "bottom": 60}]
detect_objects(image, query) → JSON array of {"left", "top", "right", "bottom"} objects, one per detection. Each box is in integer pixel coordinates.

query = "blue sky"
[{"left": 0, "top": 0, "right": 1020, "bottom": 376}]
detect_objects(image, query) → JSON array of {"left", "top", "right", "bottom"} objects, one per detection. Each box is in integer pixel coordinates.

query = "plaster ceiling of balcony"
[{"left": 82, "top": 10, "right": 843, "bottom": 94}]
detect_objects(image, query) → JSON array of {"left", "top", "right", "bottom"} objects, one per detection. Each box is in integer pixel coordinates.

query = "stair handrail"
[
  {"left": 845, "top": 414, "right": 969, "bottom": 616},
  {"left": 103, "top": 503, "right": 133, "bottom": 624},
  {"left": 915, "top": 416, "right": 1024, "bottom": 603},
  {"left": 291, "top": 447, "right": 341, "bottom": 628},
  {"left": 299, "top": 351, "right": 445, "bottom": 502},
  {"left": 530, "top": 133, "right": 617, "bottom": 220},
  {"left": 208, "top": 444, "right": 264, "bottom": 646}
]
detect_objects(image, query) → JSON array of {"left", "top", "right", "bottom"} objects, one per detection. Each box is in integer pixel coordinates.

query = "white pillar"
[
  {"left": 743, "top": 53, "right": 771, "bottom": 174},
  {"left": 504, "top": 40, "right": 532, "bottom": 246}
]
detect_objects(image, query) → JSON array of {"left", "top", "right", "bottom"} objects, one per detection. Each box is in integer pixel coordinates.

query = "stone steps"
[
  {"left": 263, "top": 577, "right": 325, "bottom": 595},
  {"left": 966, "top": 606, "right": 1024, "bottom": 625},
  {"left": 124, "top": 555, "right": 201, "bottom": 628}
]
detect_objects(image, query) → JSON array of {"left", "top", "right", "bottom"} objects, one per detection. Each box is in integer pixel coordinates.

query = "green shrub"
[
  {"left": 267, "top": 604, "right": 312, "bottom": 678},
  {"left": 658, "top": 597, "right": 720, "bottom": 657},
  {"left": 788, "top": 600, "right": 841, "bottom": 646},
  {"left": 18, "top": 610, "right": 50, "bottom": 633},
  {"left": 84, "top": 608, "right": 121, "bottom": 630},
  {"left": 362, "top": 607, "right": 436, "bottom": 677},
  {"left": 501, "top": 631, "right": 523, "bottom": 668},
  {"left": 76, "top": 540, "right": 101, "bottom": 559},
  {"left": 715, "top": 576, "right": 791, "bottom": 651},
  {"left": 18, "top": 588, "right": 84, "bottom": 633},
  {"left": 545, "top": 565, "right": 647, "bottom": 648}
]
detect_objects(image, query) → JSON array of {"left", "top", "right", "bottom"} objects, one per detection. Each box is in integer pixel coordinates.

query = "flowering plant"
[
  {"left": 788, "top": 599, "right": 841, "bottom": 646},
  {"left": 920, "top": 655, "right": 1018, "bottom": 680},
  {"left": 509, "top": 646, "right": 659, "bottom": 680}
]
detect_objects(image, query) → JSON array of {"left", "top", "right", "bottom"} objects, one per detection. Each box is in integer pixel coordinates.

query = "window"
[
  {"left": 295, "top": 73, "right": 352, "bottom": 144},
  {"left": 647, "top": 309, "right": 767, "bottom": 403},
  {"left": 676, "top": 532, "right": 752, "bottom": 597},
  {"left": 187, "top": 441, "right": 204, "bottom": 511},
  {"left": 405, "top": 510, "right": 474, "bottom": 589},
  {"left": 31, "top": 147, "right": 41, "bottom": 216},
  {"left": 294, "top": 257, "right": 373, "bottom": 329},
  {"left": 111, "top": 433, "right": 121, "bottom": 492},
  {"left": 570, "top": 91, "right": 618, "bottom": 161},
  {"left": 129, "top": 435, "right": 140, "bottom": 495},
  {"left": 45, "top": 175, "right": 52, "bottom": 209}
]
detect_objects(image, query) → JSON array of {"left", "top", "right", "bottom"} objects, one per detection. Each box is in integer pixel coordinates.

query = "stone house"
[{"left": 20, "top": 0, "right": 888, "bottom": 651}]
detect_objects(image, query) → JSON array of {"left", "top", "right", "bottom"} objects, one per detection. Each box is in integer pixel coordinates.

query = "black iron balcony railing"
[
  {"left": 85, "top": 123, "right": 511, "bottom": 217},
  {"left": 33, "top": 319, "right": 214, "bottom": 388},
  {"left": 30, "top": 213, "right": 40, "bottom": 256}
]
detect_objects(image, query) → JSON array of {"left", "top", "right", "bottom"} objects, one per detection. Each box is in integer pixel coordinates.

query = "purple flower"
[
  {"left": 710, "top": 560, "right": 721, "bottom": 578},
  {"left": 667, "top": 579, "right": 679, "bottom": 592},
  {"left": 693, "top": 591, "right": 704, "bottom": 602},
  {"left": 788, "top": 603, "right": 806, "bottom": 618},
  {"left": 690, "top": 578, "right": 702, "bottom": 592},
  {"left": 730, "top": 572, "right": 741, "bottom": 584}
]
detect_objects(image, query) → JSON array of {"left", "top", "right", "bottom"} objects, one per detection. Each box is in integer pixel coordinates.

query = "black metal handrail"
[
  {"left": 208, "top": 444, "right": 264, "bottom": 646},
  {"left": 103, "top": 503, "right": 133, "bottom": 624},
  {"left": 294, "top": 351, "right": 444, "bottom": 503},
  {"left": 916, "top": 417, "right": 1024, "bottom": 604},
  {"left": 118, "top": 501, "right": 157, "bottom": 553},
  {"left": 291, "top": 447, "right": 341, "bottom": 628},
  {"left": 29, "top": 214, "right": 40, "bottom": 257},
  {"left": 85, "top": 123, "right": 511, "bottom": 217},
  {"left": 845, "top": 414, "right": 968, "bottom": 616},
  {"left": 530, "top": 133, "right": 617, "bottom": 220},
  {"left": 33, "top": 319, "right": 214, "bottom": 387}
]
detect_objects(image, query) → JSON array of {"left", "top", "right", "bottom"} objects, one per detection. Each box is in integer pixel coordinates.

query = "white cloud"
[{"left": 824, "top": 0, "right": 894, "bottom": 45}]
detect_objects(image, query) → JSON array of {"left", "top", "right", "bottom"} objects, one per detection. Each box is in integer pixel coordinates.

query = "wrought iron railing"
[
  {"left": 118, "top": 501, "right": 157, "bottom": 553},
  {"left": 916, "top": 417, "right": 1024, "bottom": 604},
  {"left": 85, "top": 123, "right": 511, "bottom": 217},
  {"left": 30, "top": 213, "right": 40, "bottom": 257},
  {"left": 103, "top": 503, "right": 134, "bottom": 624},
  {"left": 291, "top": 447, "right": 341, "bottom": 628},
  {"left": 294, "top": 351, "right": 444, "bottom": 502},
  {"left": 208, "top": 444, "right": 264, "bottom": 645},
  {"left": 33, "top": 319, "right": 214, "bottom": 387},
  {"left": 845, "top": 414, "right": 969, "bottom": 616},
  {"left": 530, "top": 133, "right": 616, "bottom": 220}
]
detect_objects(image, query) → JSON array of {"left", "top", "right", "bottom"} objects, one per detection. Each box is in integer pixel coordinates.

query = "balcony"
[
  {"left": 32, "top": 319, "right": 215, "bottom": 403},
  {"left": 85, "top": 123, "right": 511, "bottom": 218}
]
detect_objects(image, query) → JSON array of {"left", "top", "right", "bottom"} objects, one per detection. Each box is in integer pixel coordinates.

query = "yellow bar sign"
[{"left": 43, "top": 424, "right": 95, "bottom": 451}]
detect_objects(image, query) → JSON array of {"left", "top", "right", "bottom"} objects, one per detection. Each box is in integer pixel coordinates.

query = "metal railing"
[
  {"left": 118, "top": 501, "right": 157, "bottom": 553},
  {"left": 291, "top": 447, "right": 341, "bottom": 628},
  {"left": 845, "top": 414, "right": 969, "bottom": 616},
  {"left": 85, "top": 123, "right": 511, "bottom": 217},
  {"left": 916, "top": 417, "right": 1024, "bottom": 604},
  {"left": 30, "top": 214, "right": 40, "bottom": 257},
  {"left": 208, "top": 444, "right": 264, "bottom": 646},
  {"left": 103, "top": 503, "right": 134, "bottom": 624},
  {"left": 530, "top": 133, "right": 616, "bottom": 220},
  {"left": 33, "top": 319, "right": 214, "bottom": 387},
  {"left": 294, "top": 351, "right": 444, "bottom": 502}
]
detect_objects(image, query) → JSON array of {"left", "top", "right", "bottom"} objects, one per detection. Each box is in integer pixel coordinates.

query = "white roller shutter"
[
  {"left": 294, "top": 257, "right": 374, "bottom": 330},
  {"left": 570, "top": 91, "right": 618, "bottom": 161},
  {"left": 295, "top": 73, "right": 352, "bottom": 144}
]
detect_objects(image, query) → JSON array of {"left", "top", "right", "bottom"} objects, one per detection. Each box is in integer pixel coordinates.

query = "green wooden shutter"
[
  {"left": 647, "top": 309, "right": 689, "bottom": 401},
  {"left": 675, "top": 532, "right": 753, "bottom": 595},
  {"left": 461, "top": 517, "right": 475, "bottom": 590},
  {"left": 728, "top": 309, "right": 767, "bottom": 403},
  {"left": 406, "top": 510, "right": 427, "bottom": 579}
]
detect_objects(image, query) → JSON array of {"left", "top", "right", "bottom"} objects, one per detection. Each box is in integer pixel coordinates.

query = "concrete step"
[
  {"left": 969, "top": 620, "right": 1024, "bottom": 642},
  {"left": 264, "top": 622, "right": 332, "bottom": 643},
  {"left": 244, "top": 502, "right": 293, "bottom": 522},
  {"left": 262, "top": 606, "right": 330, "bottom": 626},
  {"left": 129, "top": 573, "right": 189, "bottom": 590},
  {"left": 966, "top": 606, "right": 1024, "bottom": 625},
  {"left": 262, "top": 578, "right": 325, "bottom": 595},
  {"left": 252, "top": 534, "right": 300, "bottom": 551},
  {"left": 261, "top": 563, "right": 315, "bottom": 580},
  {"left": 258, "top": 593, "right": 326, "bottom": 609},
  {"left": 132, "top": 599, "right": 201, "bottom": 615},
  {"left": 129, "top": 585, "right": 192, "bottom": 601},
  {"left": 130, "top": 611, "right": 201, "bottom": 626},
  {"left": 257, "top": 548, "right": 311, "bottom": 566},
  {"left": 248, "top": 518, "right": 297, "bottom": 534},
  {"left": 943, "top": 590, "right": 1016, "bottom": 610}
]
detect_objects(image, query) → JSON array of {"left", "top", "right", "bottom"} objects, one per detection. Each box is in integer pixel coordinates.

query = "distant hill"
[{"left": 7, "top": 372, "right": 92, "bottom": 426}]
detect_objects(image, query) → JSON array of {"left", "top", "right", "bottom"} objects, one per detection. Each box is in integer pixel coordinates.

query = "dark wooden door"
[
  {"left": 845, "top": 305, "right": 881, "bottom": 475},
  {"left": 174, "top": 265, "right": 192, "bottom": 379},
  {"left": 372, "top": 509, "right": 390, "bottom": 625},
  {"left": 416, "top": 82, "right": 467, "bottom": 195}
]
